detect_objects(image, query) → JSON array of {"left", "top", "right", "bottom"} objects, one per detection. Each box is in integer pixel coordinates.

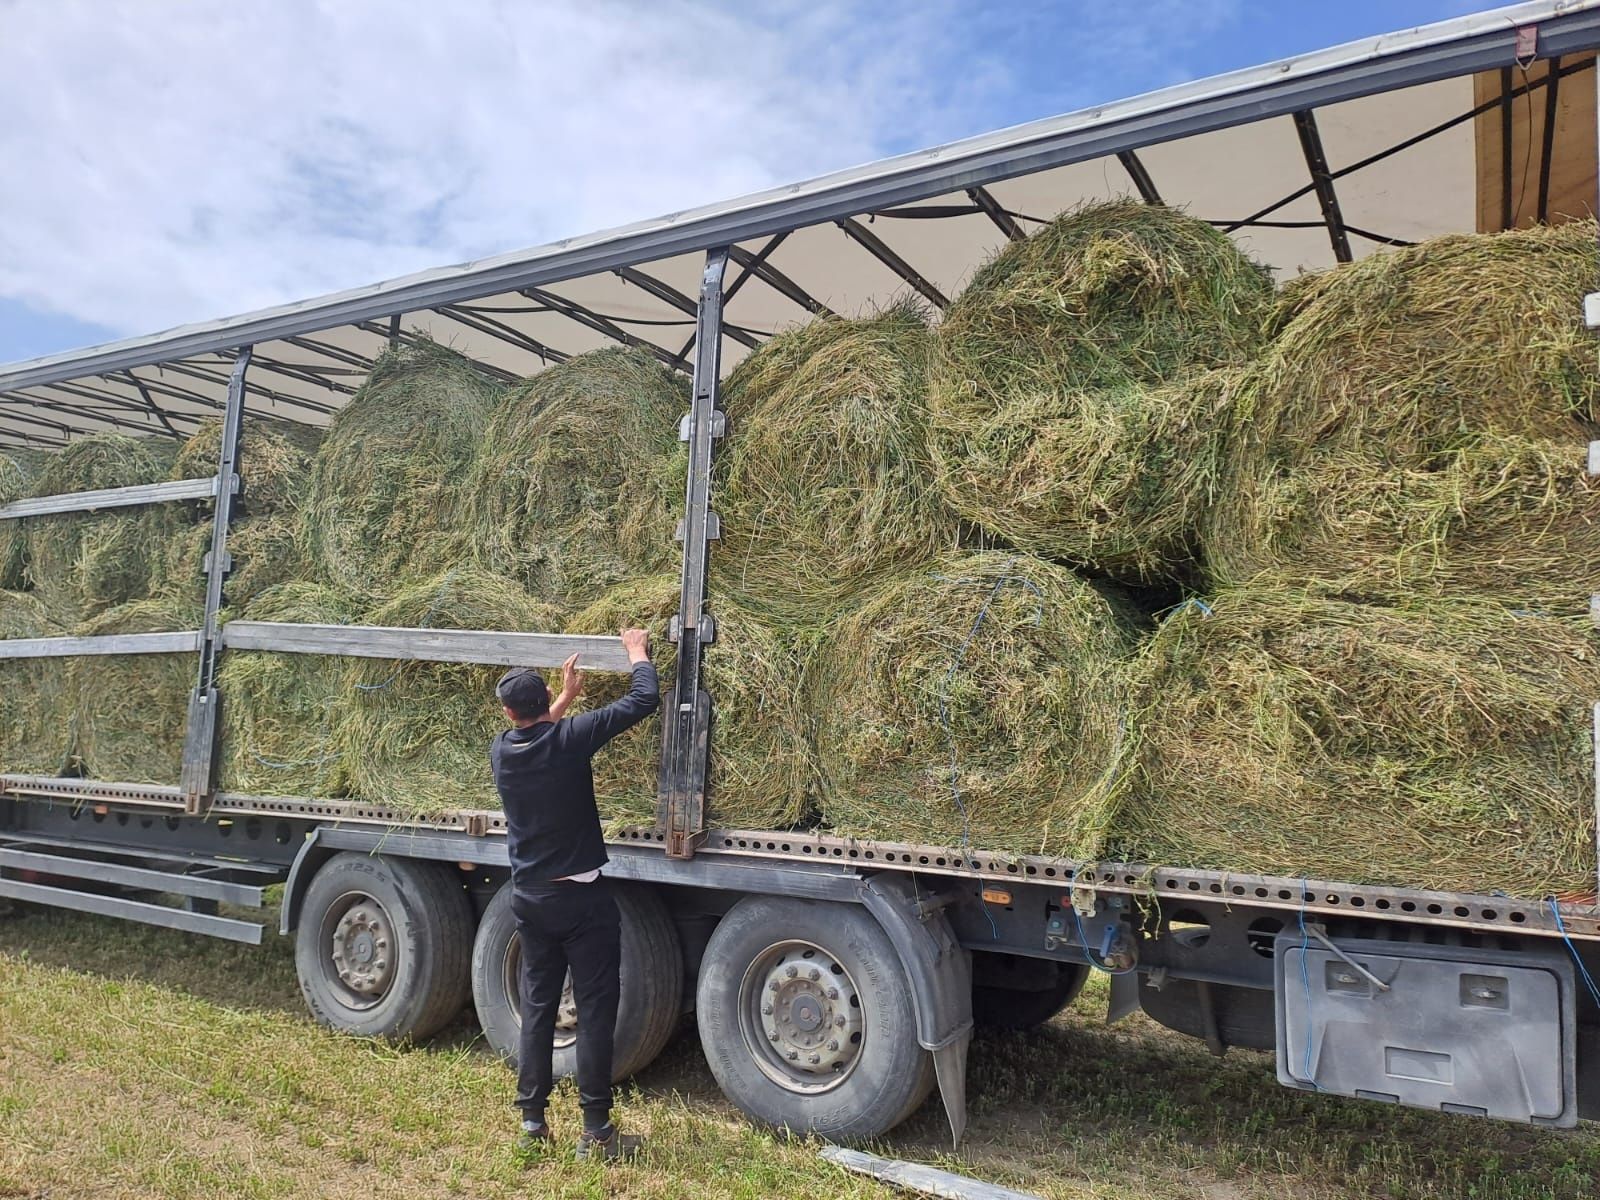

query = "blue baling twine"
[
  {"left": 1297, "top": 879, "right": 1322, "bottom": 1091},
  {"left": 1548, "top": 897, "right": 1600, "bottom": 1009},
  {"left": 935, "top": 559, "right": 1043, "bottom": 942},
  {"left": 1070, "top": 892, "right": 1137, "bottom": 975}
]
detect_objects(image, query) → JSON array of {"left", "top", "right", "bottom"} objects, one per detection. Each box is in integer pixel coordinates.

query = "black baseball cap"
[{"left": 496, "top": 668, "right": 550, "bottom": 718}]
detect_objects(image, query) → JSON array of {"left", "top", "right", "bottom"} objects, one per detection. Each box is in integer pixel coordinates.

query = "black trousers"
[{"left": 511, "top": 878, "right": 622, "bottom": 1127}]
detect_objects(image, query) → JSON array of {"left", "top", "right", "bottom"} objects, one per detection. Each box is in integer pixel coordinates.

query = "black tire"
[
  {"left": 695, "top": 895, "right": 935, "bottom": 1141},
  {"left": 471, "top": 879, "right": 683, "bottom": 1081},
  {"left": 294, "top": 852, "right": 473, "bottom": 1040},
  {"left": 971, "top": 956, "right": 1089, "bottom": 1030}
]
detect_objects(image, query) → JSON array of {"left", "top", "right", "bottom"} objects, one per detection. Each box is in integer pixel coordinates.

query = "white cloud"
[{"left": 0, "top": 0, "right": 1245, "bottom": 340}]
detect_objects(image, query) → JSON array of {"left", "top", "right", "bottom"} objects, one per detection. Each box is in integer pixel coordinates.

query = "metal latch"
[
  {"left": 675, "top": 512, "right": 720, "bottom": 542},
  {"left": 679, "top": 410, "right": 727, "bottom": 441}
]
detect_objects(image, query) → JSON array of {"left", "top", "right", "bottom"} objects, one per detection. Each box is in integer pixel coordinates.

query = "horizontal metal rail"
[
  {"left": 218, "top": 621, "right": 632, "bottom": 671},
  {"left": 0, "top": 876, "right": 263, "bottom": 943},
  {"left": 0, "top": 631, "right": 202, "bottom": 659},
  {"left": 0, "top": 845, "right": 265, "bottom": 906},
  {"left": 3, "top": 778, "right": 1594, "bottom": 942},
  {"left": 0, "top": 633, "right": 203, "bottom": 662},
  {"left": 0, "top": 476, "right": 218, "bottom": 520}
]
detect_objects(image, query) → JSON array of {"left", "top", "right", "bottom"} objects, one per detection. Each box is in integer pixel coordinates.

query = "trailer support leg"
[
  {"left": 660, "top": 249, "right": 728, "bottom": 859},
  {"left": 180, "top": 345, "right": 252, "bottom": 814}
]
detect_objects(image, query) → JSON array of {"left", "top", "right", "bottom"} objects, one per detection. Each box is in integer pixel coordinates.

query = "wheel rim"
[
  {"left": 321, "top": 890, "right": 398, "bottom": 1011},
  {"left": 737, "top": 939, "right": 864, "bottom": 1094},
  {"left": 501, "top": 935, "right": 578, "bottom": 1049}
]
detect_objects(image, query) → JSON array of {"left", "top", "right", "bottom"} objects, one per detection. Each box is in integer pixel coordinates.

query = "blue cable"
[
  {"left": 1069, "top": 894, "right": 1136, "bottom": 976},
  {"left": 1547, "top": 898, "right": 1600, "bottom": 1009}
]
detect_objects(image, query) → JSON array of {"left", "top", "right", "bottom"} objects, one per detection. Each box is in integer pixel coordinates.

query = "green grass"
[{"left": 2, "top": 903, "right": 1599, "bottom": 1199}]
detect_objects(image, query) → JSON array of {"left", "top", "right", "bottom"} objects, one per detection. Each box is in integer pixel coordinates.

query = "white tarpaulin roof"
[{"left": 1, "top": 0, "right": 1597, "bottom": 447}]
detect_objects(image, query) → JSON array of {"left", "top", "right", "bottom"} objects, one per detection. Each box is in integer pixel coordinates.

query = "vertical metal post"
[
  {"left": 179, "top": 345, "right": 252, "bottom": 814},
  {"left": 658, "top": 249, "right": 729, "bottom": 858}
]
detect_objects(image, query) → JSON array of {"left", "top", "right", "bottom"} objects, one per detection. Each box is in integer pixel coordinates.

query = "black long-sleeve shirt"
[{"left": 491, "top": 661, "right": 661, "bottom": 886}]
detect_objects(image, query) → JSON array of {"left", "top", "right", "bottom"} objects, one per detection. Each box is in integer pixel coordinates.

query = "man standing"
[{"left": 491, "top": 627, "right": 658, "bottom": 1161}]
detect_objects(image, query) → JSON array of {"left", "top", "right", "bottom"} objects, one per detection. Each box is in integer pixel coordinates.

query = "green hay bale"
[
  {"left": 303, "top": 342, "right": 499, "bottom": 597},
  {"left": 157, "top": 515, "right": 306, "bottom": 611},
  {"left": 812, "top": 551, "right": 1132, "bottom": 856},
  {"left": 73, "top": 594, "right": 203, "bottom": 784},
  {"left": 1116, "top": 586, "right": 1600, "bottom": 896},
  {"left": 565, "top": 574, "right": 815, "bottom": 829},
  {"left": 715, "top": 304, "right": 958, "bottom": 620},
  {"left": 217, "top": 581, "right": 360, "bottom": 797},
  {"left": 24, "top": 433, "right": 182, "bottom": 616},
  {"left": 0, "top": 590, "right": 74, "bottom": 774},
  {"left": 464, "top": 348, "right": 687, "bottom": 611},
  {"left": 0, "top": 447, "right": 47, "bottom": 590},
  {"left": 335, "top": 567, "right": 558, "bottom": 814},
  {"left": 171, "top": 417, "right": 324, "bottom": 517},
  {"left": 928, "top": 201, "right": 1274, "bottom": 584},
  {"left": 1206, "top": 221, "right": 1600, "bottom": 606}
]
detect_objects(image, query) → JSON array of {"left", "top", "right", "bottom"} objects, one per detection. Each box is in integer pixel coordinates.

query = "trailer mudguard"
[{"left": 859, "top": 874, "right": 974, "bottom": 1146}]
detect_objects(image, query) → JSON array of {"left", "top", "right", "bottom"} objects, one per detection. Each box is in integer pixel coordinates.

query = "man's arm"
[
  {"left": 547, "top": 653, "right": 583, "bottom": 722},
  {"left": 563, "top": 628, "right": 661, "bottom": 754}
]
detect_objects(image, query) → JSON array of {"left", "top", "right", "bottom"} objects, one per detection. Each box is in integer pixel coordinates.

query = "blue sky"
[{"left": 0, "top": 0, "right": 1506, "bottom": 364}]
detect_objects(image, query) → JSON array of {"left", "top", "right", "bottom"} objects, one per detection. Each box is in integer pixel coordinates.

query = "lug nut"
[
  {"left": 826, "top": 988, "right": 839, "bottom": 999},
  {"left": 787, "top": 1051, "right": 799, "bottom": 1061},
  {"left": 835, "top": 1016, "right": 847, "bottom": 1027},
  {"left": 809, "top": 969, "right": 821, "bottom": 981},
  {"left": 769, "top": 981, "right": 780, "bottom": 992},
  {"left": 808, "top": 1054, "right": 820, "bottom": 1065},
  {"left": 785, "top": 965, "right": 798, "bottom": 979},
  {"left": 769, "top": 1031, "right": 779, "bottom": 1042},
  {"left": 827, "top": 1040, "right": 839, "bottom": 1051}
]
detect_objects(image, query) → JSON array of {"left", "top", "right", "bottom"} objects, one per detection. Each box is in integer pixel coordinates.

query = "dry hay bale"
[
  {"left": 73, "top": 594, "right": 203, "bottom": 784},
  {"left": 929, "top": 201, "right": 1274, "bottom": 584},
  {"left": 1206, "top": 221, "right": 1600, "bottom": 607},
  {"left": 464, "top": 348, "right": 687, "bottom": 611},
  {"left": 715, "top": 304, "right": 959, "bottom": 620},
  {"left": 812, "top": 550, "right": 1132, "bottom": 857},
  {"left": 171, "top": 417, "right": 325, "bottom": 516},
  {"left": 335, "top": 567, "right": 557, "bottom": 814},
  {"left": 1116, "top": 586, "right": 1600, "bottom": 896},
  {"left": 217, "top": 581, "right": 360, "bottom": 797},
  {"left": 303, "top": 342, "right": 499, "bottom": 597},
  {"left": 0, "top": 447, "right": 48, "bottom": 590},
  {"left": 0, "top": 590, "right": 74, "bottom": 774},
  {"left": 158, "top": 519, "right": 307, "bottom": 612},
  {"left": 564, "top": 574, "right": 816, "bottom": 829},
  {"left": 24, "top": 433, "right": 182, "bottom": 616}
]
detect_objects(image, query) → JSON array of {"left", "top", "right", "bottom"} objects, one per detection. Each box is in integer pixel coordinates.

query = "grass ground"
[{"left": 2, "top": 902, "right": 1598, "bottom": 1199}]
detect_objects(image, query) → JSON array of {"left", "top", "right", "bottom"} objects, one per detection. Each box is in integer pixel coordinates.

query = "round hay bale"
[
  {"left": 812, "top": 551, "right": 1132, "bottom": 856},
  {"left": 73, "top": 593, "right": 203, "bottom": 784},
  {"left": 715, "top": 304, "right": 958, "bottom": 620},
  {"left": 157, "top": 512, "right": 306, "bottom": 611},
  {"left": 565, "top": 574, "right": 815, "bottom": 828},
  {"left": 464, "top": 348, "right": 687, "bottom": 612},
  {"left": 303, "top": 342, "right": 499, "bottom": 597},
  {"left": 0, "top": 447, "right": 47, "bottom": 590},
  {"left": 0, "top": 590, "right": 74, "bottom": 774},
  {"left": 171, "top": 417, "right": 324, "bottom": 517},
  {"left": 335, "top": 567, "right": 558, "bottom": 815},
  {"left": 217, "top": 581, "right": 360, "bottom": 797},
  {"left": 1205, "top": 221, "right": 1600, "bottom": 606},
  {"left": 24, "top": 433, "right": 182, "bottom": 616},
  {"left": 929, "top": 201, "right": 1274, "bottom": 583},
  {"left": 1117, "top": 586, "right": 1600, "bottom": 896}
]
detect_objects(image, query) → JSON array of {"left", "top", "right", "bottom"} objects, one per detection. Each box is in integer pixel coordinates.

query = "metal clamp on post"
[
  {"left": 179, "top": 346, "right": 252, "bottom": 815},
  {"left": 659, "top": 248, "right": 729, "bottom": 859}
]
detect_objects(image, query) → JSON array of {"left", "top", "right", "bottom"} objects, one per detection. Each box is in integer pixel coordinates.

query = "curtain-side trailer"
[{"left": 4, "top": 0, "right": 1600, "bottom": 1143}]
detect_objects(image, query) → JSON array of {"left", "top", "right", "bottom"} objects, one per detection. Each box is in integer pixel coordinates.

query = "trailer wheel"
[
  {"left": 696, "top": 895, "right": 935, "bottom": 1141},
  {"left": 971, "top": 955, "right": 1088, "bottom": 1030},
  {"left": 294, "top": 852, "right": 472, "bottom": 1040},
  {"left": 471, "top": 880, "right": 682, "bottom": 1081}
]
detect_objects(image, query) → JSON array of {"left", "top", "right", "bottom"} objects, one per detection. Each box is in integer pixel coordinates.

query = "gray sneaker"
[{"left": 575, "top": 1125, "right": 644, "bottom": 1162}]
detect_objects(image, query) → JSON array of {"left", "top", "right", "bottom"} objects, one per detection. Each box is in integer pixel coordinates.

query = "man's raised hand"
[
  {"left": 620, "top": 627, "right": 650, "bottom": 664},
  {"left": 560, "top": 652, "right": 584, "bottom": 701}
]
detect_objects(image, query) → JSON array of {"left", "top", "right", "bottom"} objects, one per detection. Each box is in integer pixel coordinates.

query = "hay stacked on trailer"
[
  {"left": 464, "top": 348, "right": 688, "bottom": 613},
  {"left": 157, "top": 418, "right": 325, "bottom": 608},
  {"left": 811, "top": 550, "right": 1132, "bottom": 857},
  {"left": 1116, "top": 586, "right": 1600, "bottom": 896},
  {"left": 928, "top": 201, "right": 1274, "bottom": 585},
  {"left": 0, "top": 589, "right": 74, "bottom": 774},
  {"left": 335, "top": 567, "right": 558, "bottom": 815},
  {"left": 1205, "top": 220, "right": 1600, "bottom": 609},
  {"left": 715, "top": 303, "right": 959, "bottom": 621},
  {"left": 564, "top": 573, "right": 816, "bottom": 829},
  {"left": 71, "top": 594, "right": 203, "bottom": 784},
  {"left": 23, "top": 432, "right": 181, "bottom": 617},
  {"left": 216, "top": 581, "right": 360, "bottom": 797},
  {"left": 302, "top": 341, "right": 500, "bottom": 598},
  {"left": 0, "top": 447, "right": 47, "bottom": 590}
]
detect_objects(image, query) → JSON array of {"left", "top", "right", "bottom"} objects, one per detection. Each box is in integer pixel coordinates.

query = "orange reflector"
[
  {"left": 981, "top": 887, "right": 1012, "bottom": 906},
  {"left": 92, "top": 804, "right": 108, "bottom": 816}
]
